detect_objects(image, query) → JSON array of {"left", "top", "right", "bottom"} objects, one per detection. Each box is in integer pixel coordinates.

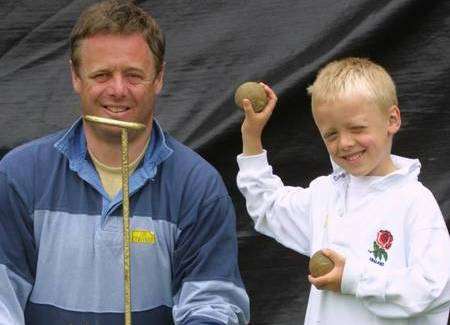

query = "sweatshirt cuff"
[
  {"left": 341, "top": 257, "right": 363, "bottom": 295},
  {"left": 237, "top": 150, "right": 268, "bottom": 170}
]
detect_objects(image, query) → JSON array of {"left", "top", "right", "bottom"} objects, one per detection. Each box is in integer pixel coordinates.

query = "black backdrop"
[{"left": 1, "top": 1, "right": 449, "bottom": 323}]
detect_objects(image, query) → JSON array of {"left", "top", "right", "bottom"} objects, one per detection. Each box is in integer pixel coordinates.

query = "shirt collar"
[
  {"left": 54, "top": 117, "right": 173, "bottom": 175},
  {"left": 330, "top": 154, "right": 421, "bottom": 190}
]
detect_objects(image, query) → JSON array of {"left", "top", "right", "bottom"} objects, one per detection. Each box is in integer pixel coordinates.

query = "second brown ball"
[{"left": 309, "top": 250, "right": 335, "bottom": 277}]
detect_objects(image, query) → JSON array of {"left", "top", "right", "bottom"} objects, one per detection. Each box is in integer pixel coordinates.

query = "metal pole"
[
  {"left": 121, "top": 127, "right": 132, "bottom": 325},
  {"left": 84, "top": 115, "right": 146, "bottom": 325}
]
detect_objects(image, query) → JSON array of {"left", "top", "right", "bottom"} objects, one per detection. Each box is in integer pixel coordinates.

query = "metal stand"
[{"left": 84, "top": 115, "right": 146, "bottom": 325}]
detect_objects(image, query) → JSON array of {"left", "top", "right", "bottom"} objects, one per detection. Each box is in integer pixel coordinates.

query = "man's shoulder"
[
  {"left": 160, "top": 133, "right": 227, "bottom": 200},
  {"left": 163, "top": 133, "right": 219, "bottom": 176},
  {"left": 0, "top": 129, "right": 66, "bottom": 171}
]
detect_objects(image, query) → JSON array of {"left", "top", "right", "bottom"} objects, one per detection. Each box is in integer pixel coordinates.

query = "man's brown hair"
[{"left": 70, "top": 0, "right": 165, "bottom": 74}]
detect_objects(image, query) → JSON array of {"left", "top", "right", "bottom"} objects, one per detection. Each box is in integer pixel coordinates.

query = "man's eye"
[
  {"left": 92, "top": 73, "right": 109, "bottom": 82},
  {"left": 126, "top": 74, "right": 144, "bottom": 84}
]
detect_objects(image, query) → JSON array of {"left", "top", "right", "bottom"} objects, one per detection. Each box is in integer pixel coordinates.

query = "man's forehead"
[
  {"left": 77, "top": 33, "right": 154, "bottom": 68},
  {"left": 79, "top": 32, "right": 148, "bottom": 50}
]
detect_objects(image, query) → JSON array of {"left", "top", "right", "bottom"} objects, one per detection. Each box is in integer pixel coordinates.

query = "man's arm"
[
  {"left": 0, "top": 167, "right": 36, "bottom": 325},
  {"left": 171, "top": 168, "right": 249, "bottom": 325}
]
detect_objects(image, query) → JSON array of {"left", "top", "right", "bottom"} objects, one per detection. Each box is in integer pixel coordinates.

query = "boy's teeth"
[{"left": 346, "top": 152, "right": 362, "bottom": 161}]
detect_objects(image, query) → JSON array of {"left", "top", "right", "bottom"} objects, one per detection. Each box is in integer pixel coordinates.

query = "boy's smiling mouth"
[{"left": 341, "top": 151, "right": 364, "bottom": 162}]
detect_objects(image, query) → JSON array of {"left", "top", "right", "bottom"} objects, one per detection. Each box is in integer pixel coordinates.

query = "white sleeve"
[
  {"left": 341, "top": 190, "right": 450, "bottom": 318},
  {"left": 236, "top": 151, "right": 313, "bottom": 255}
]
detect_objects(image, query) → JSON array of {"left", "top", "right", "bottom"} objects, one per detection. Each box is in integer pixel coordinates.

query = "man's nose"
[{"left": 107, "top": 75, "right": 127, "bottom": 97}]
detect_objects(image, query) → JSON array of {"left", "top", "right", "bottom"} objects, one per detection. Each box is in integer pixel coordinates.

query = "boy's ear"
[{"left": 387, "top": 105, "right": 401, "bottom": 135}]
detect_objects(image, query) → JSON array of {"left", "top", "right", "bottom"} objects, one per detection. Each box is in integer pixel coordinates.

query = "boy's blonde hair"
[{"left": 307, "top": 57, "right": 398, "bottom": 112}]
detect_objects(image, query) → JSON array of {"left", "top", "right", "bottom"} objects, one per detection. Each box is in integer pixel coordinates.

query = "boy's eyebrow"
[{"left": 346, "top": 119, "right": 369, "bottom": 127}]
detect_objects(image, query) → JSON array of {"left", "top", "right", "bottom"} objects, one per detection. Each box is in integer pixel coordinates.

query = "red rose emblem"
[{"left": 376, "top": 230, "right": 393, "bottom": 250}]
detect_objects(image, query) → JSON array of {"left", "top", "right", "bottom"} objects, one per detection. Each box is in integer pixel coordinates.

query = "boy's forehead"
[
  {"left": 312, "top": 92, "right": 386, "bottom": 122},
  {"left": 313, "top": 90, "right": 370, "bottom": 109},
  {"left": 318, "top": 85, "right": 388, "bottom": 108}
]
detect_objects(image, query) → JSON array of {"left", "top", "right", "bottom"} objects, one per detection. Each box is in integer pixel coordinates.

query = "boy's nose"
[{"left": 338, "top": 133, "right": 355, "bottom": 150}]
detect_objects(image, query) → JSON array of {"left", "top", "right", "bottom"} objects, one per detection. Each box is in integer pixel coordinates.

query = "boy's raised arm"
[
  {"left": 236, "top": 84, "right": 314, "bottom": 256},
  {"left": 240, "top": 83, "right": 277, "bottom": 156}
]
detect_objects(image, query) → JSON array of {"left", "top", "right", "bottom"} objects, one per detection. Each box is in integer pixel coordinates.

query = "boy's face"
[{"left": 312, "top": 93, "right": 401, "bottom": 176}]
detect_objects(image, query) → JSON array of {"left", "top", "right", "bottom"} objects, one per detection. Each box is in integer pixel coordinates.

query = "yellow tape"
[{"left": 131, "top": 230, "right": 157, "bottom": 245}]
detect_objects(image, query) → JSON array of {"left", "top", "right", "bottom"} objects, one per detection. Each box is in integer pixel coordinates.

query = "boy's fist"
[
  {"left": 235, "top": 82, "right": 268, "bottom": 112},
  {"left": 308, "top": 249, "right": 345, "bottom": 293},
  {"left": 309, "top": 250, "right": 335, "bottom": 277}
]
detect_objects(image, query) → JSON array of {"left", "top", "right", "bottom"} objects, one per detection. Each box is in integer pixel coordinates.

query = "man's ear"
[
  {"left": 154, "top": 62, "right": 165, "bottom": 95},
  {"left": 387, "top": 105, "right": 401, "bottom": 135},
  {"left": 70, "top": 60, "right": 81, "bottom": 94}
]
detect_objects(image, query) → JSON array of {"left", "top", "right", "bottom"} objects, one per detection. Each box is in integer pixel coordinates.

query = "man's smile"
[{"left": 103, "top": 105, "right": 130, "bottom": 114}]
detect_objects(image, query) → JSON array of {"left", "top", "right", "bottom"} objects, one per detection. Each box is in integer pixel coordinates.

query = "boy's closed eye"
[
  {"left": 323, "top": 131, "right": 337, "bottom": 141},
  {"left": 350, "top": 125, "right": 367, "bottom": 133}
]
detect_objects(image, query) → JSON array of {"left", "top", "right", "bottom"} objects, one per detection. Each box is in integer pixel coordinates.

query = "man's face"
[
  {"left": 312, "top": 93, "right": 400, "bottom": 176},
  {"left": 71, "top": 33, "right": 163, "bottom": 141}
]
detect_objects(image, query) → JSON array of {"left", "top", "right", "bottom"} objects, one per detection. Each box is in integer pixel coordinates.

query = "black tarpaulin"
[{"left": 1, "top": 1, "right": 449, "bottom": 323}]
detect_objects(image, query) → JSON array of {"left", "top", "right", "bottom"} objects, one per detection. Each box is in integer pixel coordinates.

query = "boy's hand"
[
  {"left": 308, "top": 249, "right": 345, "bottom": 293},
  {"left": 241, "top": 83, "right": 278, "bottom": 156}
]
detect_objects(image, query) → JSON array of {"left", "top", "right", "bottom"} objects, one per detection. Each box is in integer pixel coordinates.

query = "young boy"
[{"left": 236, "top": 57, "right": 450, "bottom": 324}]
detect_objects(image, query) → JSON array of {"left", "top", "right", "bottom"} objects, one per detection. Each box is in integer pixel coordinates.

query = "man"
[{"left": 0, "top": 1, "right": 250, "bottom": 324}]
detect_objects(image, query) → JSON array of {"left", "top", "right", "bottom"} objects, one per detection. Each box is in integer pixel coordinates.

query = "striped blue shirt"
[{"left": 0, "top": 118, "right": 249, "bottom": 324}]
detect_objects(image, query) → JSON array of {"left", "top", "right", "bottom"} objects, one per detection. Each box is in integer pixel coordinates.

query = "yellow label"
[{"left": 131, "top": 229, "right": 156, "bottom": 245}]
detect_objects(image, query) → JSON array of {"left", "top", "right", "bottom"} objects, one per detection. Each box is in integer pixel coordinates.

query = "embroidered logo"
[
  {"left": 368, "top": 230, "right": 393, "bottom": 266},
  {"left": 131, "top": 229, "right": 157, "bottom": 245}
]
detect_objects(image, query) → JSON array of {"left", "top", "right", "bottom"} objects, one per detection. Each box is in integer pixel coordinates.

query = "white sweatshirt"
[{"left": 237, "top": 152, "right": 450, "bottom": 324}]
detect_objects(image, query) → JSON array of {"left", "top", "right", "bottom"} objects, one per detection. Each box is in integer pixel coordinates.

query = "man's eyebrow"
[
  {"left": 124, "top": 67, "right": 146, "bottom": 73},
  {"left": 86, "top": 68, "right": 110, "bottom": 75}
]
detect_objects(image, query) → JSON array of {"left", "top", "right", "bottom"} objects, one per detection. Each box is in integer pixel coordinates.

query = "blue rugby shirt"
[{"left": 0, "top": 118, "right": 250, "bottom": 324}]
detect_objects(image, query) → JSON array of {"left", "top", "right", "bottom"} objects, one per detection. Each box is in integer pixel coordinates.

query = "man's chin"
[{"left": 89, "top": 124, "right": 123, "bottom": 141}]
